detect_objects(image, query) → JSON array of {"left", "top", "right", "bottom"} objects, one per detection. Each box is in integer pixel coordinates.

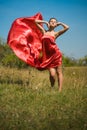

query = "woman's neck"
[
  {"left": 48, "top": 28, "right": 54, "bottom": 32},
  {"left": 48, "top": 27, "right": 54, "bottom": 31}
]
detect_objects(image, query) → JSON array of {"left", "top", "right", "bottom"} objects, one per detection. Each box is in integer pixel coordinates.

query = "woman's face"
[{"left": 49, "top": 18, "right": 57, "bottom": 28}]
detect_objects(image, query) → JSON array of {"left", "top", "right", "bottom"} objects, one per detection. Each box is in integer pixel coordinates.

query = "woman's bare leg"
[
  {"left": 49, "top": 68, "right": 56, "bottom": 87},
  {"left": 56, "top": 66, "right": 63, "bottom": 92}
]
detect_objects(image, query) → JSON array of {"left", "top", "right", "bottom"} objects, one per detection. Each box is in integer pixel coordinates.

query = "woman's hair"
[{"left": 49, "top": 18, "right": 58, "bottom": 23}]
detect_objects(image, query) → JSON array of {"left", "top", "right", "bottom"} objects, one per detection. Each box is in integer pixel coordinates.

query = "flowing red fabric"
[{"left": 7, "top": 13, "right": 62, "bottom": 70}]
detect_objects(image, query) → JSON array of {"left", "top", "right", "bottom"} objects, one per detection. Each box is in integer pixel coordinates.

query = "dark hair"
[{"left": 49, "top": 18, "right": 58, "bottom": 23}]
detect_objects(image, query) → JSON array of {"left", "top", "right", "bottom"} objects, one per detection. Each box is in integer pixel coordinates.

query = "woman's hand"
[{"left": 56, "top": 22, "right": 61, "bottom": 26}]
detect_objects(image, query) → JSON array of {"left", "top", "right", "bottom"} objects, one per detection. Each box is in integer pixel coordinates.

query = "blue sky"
[{"left": 0, "top": 0, "right": 87, "bottom": 59}]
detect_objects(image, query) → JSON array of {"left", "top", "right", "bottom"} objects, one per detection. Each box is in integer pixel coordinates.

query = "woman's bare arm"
[
  {"left": 55, "top": 22, "right": 69, "bottom": 38},
  {"left": 35, "top": 20, "right": 49, "bottom": 34}
]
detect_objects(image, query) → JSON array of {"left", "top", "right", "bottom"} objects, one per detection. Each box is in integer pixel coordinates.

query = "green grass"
[{"left": 0, "top": 66, "right": 87, "bottom": 130}]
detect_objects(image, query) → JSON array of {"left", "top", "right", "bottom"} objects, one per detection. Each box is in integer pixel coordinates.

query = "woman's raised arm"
[
  {"left": 55, "top": 22, "right": 69, "bottom": 38},
  {"left": 35, "top": 20, "right": 49, "bottom": 34}
]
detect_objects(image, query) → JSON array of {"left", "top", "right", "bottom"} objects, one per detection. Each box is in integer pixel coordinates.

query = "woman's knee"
[
  {"left": 56, "top": 66, "right": 62, "bottom": 75},
  {"left": 49, "top": 68, "right": 56, "bottom": 78}
]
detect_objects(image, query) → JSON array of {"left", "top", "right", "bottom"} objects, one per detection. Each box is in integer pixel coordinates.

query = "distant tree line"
[{"left": 0, "top": 38, "right": 87, "bottom": 68}]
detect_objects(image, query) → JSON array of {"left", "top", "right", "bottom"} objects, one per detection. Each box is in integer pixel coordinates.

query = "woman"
[
  {"left": 35, "top": 17, "right": 69, "bottom": 92},
  {"left": 7, "top": 13, "right": 69, "bottom": 92}
]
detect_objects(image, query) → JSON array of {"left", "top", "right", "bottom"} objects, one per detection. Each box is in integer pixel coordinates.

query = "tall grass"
[{"left": 0, "top": 66, "right": 87, "bottom": 130}]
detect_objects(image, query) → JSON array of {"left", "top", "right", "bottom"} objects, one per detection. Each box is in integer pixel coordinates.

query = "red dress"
[{"left": 7, "top": 13, "right": 62, "bottom": 70}]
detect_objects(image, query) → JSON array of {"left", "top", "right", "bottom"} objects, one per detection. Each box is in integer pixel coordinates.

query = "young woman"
[
  {"left": 35, "top": 18, "right": 69, "bottom": 92},
  {"left": 7, "top": 13, "right": 69, "bottom": 92}
]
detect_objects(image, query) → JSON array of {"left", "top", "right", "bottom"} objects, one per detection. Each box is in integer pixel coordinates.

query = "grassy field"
[{"left": 0, "top": 66, "right": 87, "bottom": 130}]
